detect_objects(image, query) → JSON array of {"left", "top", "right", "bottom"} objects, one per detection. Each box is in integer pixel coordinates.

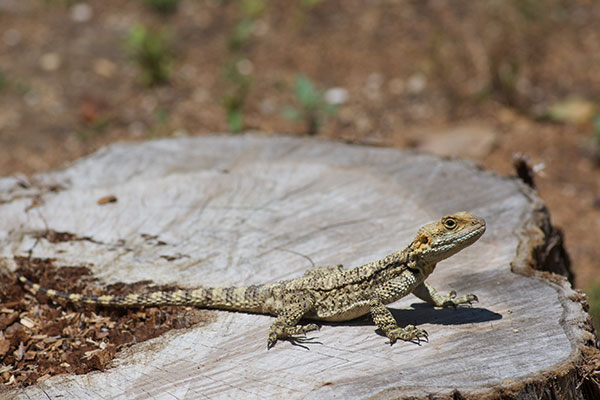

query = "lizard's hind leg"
[{"left": 267, "top": 293, "right": 318, "bottom": 349}]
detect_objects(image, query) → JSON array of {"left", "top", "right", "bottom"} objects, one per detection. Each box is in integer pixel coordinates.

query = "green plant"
[
  {"left": 219, "top": 0, "right": 266, "bottom": 133},
  {"left": 126, "top": 25, "right": 172, "bottom": 86},
  {"left": 142, "top": 0, "right": 180, "bottom": 14},
  {"left": 228, "top": 18, "right": 255, "bottom": 51},
  {"left": 282, "top": 75, "right": 338, "bottom": 135},
  {"left": 222, "top": 59, "right": 253, "bottom": 133},
  {"left": 587, "top": 281, "right": 600, "bottom": 333}
]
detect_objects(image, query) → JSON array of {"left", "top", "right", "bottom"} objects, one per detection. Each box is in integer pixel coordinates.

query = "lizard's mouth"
[
  {"left": 456, "top": 224, "right": 486, "bottom": 246},
  {"left": 428, "top": 223, "right": 486, "bottom": 258}
]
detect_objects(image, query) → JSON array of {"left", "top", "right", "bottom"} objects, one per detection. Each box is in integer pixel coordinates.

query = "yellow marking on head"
[
  {"left": 98, "top": 295, "right": 115, "bottom": 304},
  {"left": 413, "top": 232, "right": 430, "bottom": 251}
]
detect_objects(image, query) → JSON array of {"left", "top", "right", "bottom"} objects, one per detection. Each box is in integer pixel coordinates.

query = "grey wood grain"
[{"left": 0, "top": 134, "right": 593, "bottom": 399}]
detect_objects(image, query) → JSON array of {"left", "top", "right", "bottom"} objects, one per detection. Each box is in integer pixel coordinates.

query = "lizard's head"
[{"left": 410, "top": 211, "right": 486, "bottom": 264}]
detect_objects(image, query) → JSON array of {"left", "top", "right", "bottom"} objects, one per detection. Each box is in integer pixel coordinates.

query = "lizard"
[{"left": 17, "top": 211, "right": 486, "bottom": 349}]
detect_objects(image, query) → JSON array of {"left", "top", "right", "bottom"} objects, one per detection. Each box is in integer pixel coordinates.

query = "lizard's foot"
[
  {"left": 386, "top": 325, "right": 428, "bottom": 345},
  {"left": 267, "top": 323, "right": 320, "bottom": 349},
  {"left": 440, "top": 291, "right": 478, "bottom": 308}
]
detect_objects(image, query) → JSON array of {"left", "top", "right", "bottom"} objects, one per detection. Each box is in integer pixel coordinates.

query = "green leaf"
[
  {"left": 294, "top": 75, "right": 320, "bottom": 109},
  {"left": 229, "top": 18, "right": 255, "bottom": 51},
  {"left": 227, "top": 109, "right": 244, "bottom": 133}
]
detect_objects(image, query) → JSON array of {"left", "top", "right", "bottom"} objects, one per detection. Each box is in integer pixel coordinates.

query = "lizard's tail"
[{"left": 16, "top": 273, "right": 266, "bottom": 312}]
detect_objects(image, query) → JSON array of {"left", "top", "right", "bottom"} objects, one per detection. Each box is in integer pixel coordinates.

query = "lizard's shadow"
[
  {"left": 330, "top": 302, "right": 501, "bottom": 328},
  {"left": 290, "top": 304, "right": 500, "bottom": 349},
  {"left": 390, "top": 302, "right": 502, "bottom": 326}
]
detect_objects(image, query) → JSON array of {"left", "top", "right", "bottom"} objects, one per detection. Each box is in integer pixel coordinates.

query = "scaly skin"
[{"left": 17, "top": 211, "right": 486, "bottom": 349}]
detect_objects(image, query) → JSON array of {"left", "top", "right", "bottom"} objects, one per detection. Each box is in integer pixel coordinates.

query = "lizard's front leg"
[
  {"left": 412, "top": 282, "right": 477, "bottom": 308},
  {"left": 267, "top": 292, "right": 318, "bottom": 349},
  {"left": 369, "top": 296, "right": 428, "bottom": 344}
]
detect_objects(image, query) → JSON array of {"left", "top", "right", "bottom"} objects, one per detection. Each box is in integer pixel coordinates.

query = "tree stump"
[{"left": 1, "top": 134, "right": 598, "bottom": 399}]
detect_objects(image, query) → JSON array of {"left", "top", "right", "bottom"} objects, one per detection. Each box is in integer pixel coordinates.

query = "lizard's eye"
[{"left": 443, "top": 218, "right": 457, "bottom": 230}]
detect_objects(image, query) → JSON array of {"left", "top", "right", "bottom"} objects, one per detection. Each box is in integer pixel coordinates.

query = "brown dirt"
[
  {"left": 1, "top": 0, "right": 599, "bottom": 388},
  {"left": 0, "top": 258, "right": 209, "bottom": 387}
]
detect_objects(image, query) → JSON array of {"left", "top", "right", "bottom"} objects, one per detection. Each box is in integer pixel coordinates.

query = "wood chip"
[
  {"left": 0, "top": 365, "right": 13, "bottom": 374},
  {"left": 82, "top": 348, "right": 103, "bottom": 360},
  {"left": 97, "top": 195, "right": 117, "bottom": 205},
  {"left": 15, "top": 342, "right": 24, "bottom": 361},
  {"left": 36, "top": 374, "right": 51, "bottom": 383},
  {"left": 0, "top": 340, "right": 10, "bottom": 357},
  {"left": 30, "top": 334, "right": 48, "bottom": 340},
  {"left": 0, "top": 312, "right": 19, "bottom": 330},
  {"left": 19, "top": 317, "right": 36, "bottom": 329}
]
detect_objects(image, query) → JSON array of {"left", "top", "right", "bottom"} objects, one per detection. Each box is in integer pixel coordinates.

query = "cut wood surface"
[{"left": 0, "top": 134, "right": 597, "bottom": 399}]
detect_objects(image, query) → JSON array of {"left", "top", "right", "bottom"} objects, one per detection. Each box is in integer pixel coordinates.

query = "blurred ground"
[{"left": 0, "top": 1, "right": 599, "bottom": 316}]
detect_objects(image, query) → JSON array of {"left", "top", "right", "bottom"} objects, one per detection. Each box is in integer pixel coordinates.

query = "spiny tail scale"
[{"left": 16, "top": 273, "right": 265, "bottom": 312}]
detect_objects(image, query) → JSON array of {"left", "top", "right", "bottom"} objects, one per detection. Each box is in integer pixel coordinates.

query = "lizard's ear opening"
[{"left": 419, "top": 234, "right": 430, "bottom": 245}]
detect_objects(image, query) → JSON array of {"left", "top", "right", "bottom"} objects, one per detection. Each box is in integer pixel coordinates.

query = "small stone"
[
  {"left": 39, "top": 52, "right": 61, "bottom": 71},
  {"left": 2, "top": 28, "right": 21, "bottom": 46},
  {"left": 236, "top": 59, "right": 253, "bottom": 76},
  {"left": 70, "top": 3, "right": 93, "bottom": 23},
  {"left": 325, "top": 88, "right": 349, "bottom": 105},
  {"left": 93, "top": 58, "right": 117, "bottom": 78},
  {"left": 406, "top": 72, "right": 426, "bottom": 95}
]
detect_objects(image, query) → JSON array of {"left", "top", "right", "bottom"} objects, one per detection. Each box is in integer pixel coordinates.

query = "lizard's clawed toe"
[{"left": 386, "top": 325, "right": 428, "bottom": 345}]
